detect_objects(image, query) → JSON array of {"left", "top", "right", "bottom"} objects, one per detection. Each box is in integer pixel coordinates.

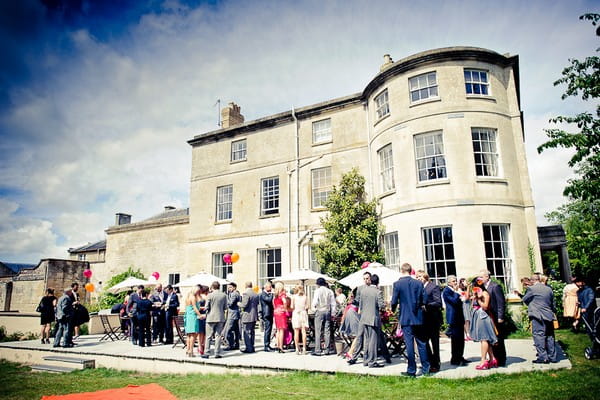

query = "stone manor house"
[{"left": 88, "top": 46, "right": 544, "bottom": 293}]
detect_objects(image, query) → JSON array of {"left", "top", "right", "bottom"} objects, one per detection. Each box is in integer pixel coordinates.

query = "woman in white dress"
[{"left": 291, "top": 285, "right": 309, "bottom": 354}]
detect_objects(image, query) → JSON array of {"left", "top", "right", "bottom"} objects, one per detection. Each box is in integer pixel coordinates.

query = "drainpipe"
[
  {"left": 287, "top": 167, "right": 292, "bottom": 275},
  {"left": 365, "top": 100, "right": 374, "bottom": 198},
  {"left": 292, "top": 107, "right": 300, "bottom": 273}
]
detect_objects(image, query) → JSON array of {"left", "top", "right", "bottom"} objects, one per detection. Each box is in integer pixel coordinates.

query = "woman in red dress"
[{"left": 273, "top": 281, "right": 288, "bottom": 353}]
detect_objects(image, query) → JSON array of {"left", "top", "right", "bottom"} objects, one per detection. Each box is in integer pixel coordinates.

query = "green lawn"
[{"left": 1, "top": 330, "right": 598, "bottom": 400}]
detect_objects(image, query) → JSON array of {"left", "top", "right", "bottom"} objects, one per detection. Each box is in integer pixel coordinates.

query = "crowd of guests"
[{"left": 37, "top": 269, "right": 598, "bottom": 376}]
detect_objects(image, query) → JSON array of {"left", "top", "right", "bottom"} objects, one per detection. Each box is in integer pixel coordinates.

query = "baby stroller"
[{"left": 580, "top": 307, "right": 600, "bottom": 360}]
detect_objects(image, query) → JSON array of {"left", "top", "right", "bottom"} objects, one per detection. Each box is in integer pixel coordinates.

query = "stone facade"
[{"left": 186, "top": 47, "right": 542, "bottom": 290}]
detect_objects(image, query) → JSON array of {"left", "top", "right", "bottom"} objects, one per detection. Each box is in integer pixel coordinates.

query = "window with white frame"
[
  {"left": 77, "top": 254, "right": 86, "bottom": 261},
  {"left": 414, "top": 131, "right": 447, "bottom": 182},
  {"left": 258, "top": 248, "right": 282, "bottom": 288},
  {"left": 311, "top": 167, "right": 332, "bottom": 208},
  {"left": 168, "top": 273, "right": 181, "bottom": 286},
  {"left": 383, "top": 232, "right": 400, "bottom": 271},
  {"left": 374, "top": 90, "right": 390, "bottom": 120},
  {"left": 422, "top": 226, "right": 456, "bottom": 286},
  {"left": 260, "top": 176, "right": 279, "bottom": 216},
  {"left": 378, "top": 144, "right": 395, "bottom": 192},
  {"left": 483, "top": 224, "right": 511, "bottom": 287},
  {"left": 216, "top": 185, "right": 233, "bottom": 221},
  {"left": 212, "top": 252, "right": 233, "bottom": 280},
  {"left": 309, "top": 245, "right": 320, "bottom": 272},
  {"left": 464, "top": 69, "right": 490, "bottom": 95},
  {"left": 312, "top": 118, "right": 332, "bottom": 144},
  {"left": 409, "top": 72, "right": 438, "bottom": 103},
  {"left": 472, "top": 128, "right": 499, "bottom": 177},
  {"left": 231, "top": 139, "right": 247, "bottom": 162}
]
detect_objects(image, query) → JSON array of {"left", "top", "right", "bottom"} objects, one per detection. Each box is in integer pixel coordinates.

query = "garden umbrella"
[
  {"left": 338, "top": 263, "right": 401, "bottom": 288},
  {"left": 107, "top": 277, "right": 157, "bottom": 294},
  {"left": 174, "top": 272, "right": 229, "bottom": 288},
  {"left": 276, "top": 269, "right": 337, "bottom": 286}
]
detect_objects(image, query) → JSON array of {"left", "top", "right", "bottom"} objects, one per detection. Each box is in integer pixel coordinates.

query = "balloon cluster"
[
  {"left": 83, "top": 269, "right": 92, "bottom": 278},
  {"left": 223, "top": 253, "right": 240, "bottom": 264},
  {"left": 85, "top": 283, "right": 94, "bottom": 292}
]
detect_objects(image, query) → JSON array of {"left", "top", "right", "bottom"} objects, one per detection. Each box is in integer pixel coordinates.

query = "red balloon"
[
  {"left": 361, "top": 261, "right": 370, "bottom": 269},
  {"left": 152, "top": 271, "right": 160, "bottom": 279},
  {"left": 223, "top": 253, "right": 232, "bottom": 264},
  {"left": 83, "top": 269, "right": 92, "bottom": 278}
]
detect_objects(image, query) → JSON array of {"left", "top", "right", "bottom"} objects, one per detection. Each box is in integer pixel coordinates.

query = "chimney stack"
[
  {"left": 221, "top": 102, "right": 244, "bottom": 128},
  {"left": 380, "top": 54, "right": 394, "bottom": 72},
  {"left": 115, "top": 213, "right": 131, "bottom": 226}
]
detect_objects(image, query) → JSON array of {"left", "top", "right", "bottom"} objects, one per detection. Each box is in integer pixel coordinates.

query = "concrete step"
[
  {"left": 31, "top": 364, "right": 77, "bottom": 373},
  {"left": 43, "top": 355, "right": 95, "bottom": 369}
]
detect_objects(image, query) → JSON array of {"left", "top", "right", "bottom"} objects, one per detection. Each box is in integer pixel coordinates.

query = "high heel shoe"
[
  {"left": 489, "top": 359, "right": 498, "bottom": 368},
  {"left": 278, "top": 348, "right": 284, "bottom": 353},
  {"left": 475, "top": 361, "right": 490, "bottom": 370}
]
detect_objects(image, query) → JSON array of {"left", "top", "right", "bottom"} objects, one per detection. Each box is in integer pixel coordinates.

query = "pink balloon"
[
  {"left": 83, "top": 269, "right": 92, "bottom": 278},
  {"left": 361, "top": 261, "right": 370, "bottom": 269},
  {"left": 152, "top": 271, "right": 160, "bottom": 279},
  {"left": 223, "top": 253, "right": 232, "bottom": 264}
]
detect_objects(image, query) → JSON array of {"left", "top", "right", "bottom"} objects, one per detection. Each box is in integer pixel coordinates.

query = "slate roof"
[
  {"left": 143, "top": 208, "right": 189, "bottom": 222},
  {"left": 68, "top": 239, "right": 107, "bottom": 254},
  {"left": 0, "top": 262, "right": 37, "bottom": 274}
]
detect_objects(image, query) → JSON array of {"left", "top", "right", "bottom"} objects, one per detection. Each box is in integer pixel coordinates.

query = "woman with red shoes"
[{"left": 469, "top": 277, "right": 498, "bottom": 370}]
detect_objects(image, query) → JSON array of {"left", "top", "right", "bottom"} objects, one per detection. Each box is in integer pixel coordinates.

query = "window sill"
[
  {"left": 312, "top": 139, "right": 332, "bottom": 147},
  {"left": 466, "top": 94, "right": 496, "bottom": 103},
  {"left": 310, "top": 207, "right": 328, "bottom": 213},
  {"left": 476, "top": 177, "right": 507, "bottom": 185},
  {"left": 373, "top": 113, "right": 391, "bottom": 127},
  {"left": 215, "top": 220, "right": 232, "bottom": 225},
  {"left": 259, "top": 213, "right": 280, "bottom": 219},
  {"left": 377, "top": 190, "right": 396, "bottom": 200},
  {"left": 416, "top": 178, "right": 450, "bottom": 188},
  {"left": 409, "top": 97, "right": 441, "bottom": 108},
  {"left": 230, "top": 159, "right": 247, "bottom": 165}
]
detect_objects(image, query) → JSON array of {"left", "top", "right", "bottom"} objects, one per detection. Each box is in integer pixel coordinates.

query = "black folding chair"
[
  {"left": 173, "top": 315, "right": 187, "bottom": 349},
  {"left": 99, "top": 314, "right": 120, "bottom": 341}
]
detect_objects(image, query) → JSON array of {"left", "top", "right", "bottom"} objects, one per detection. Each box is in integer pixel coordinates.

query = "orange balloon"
[
  {"left": 253, "top": 286, "right": 259, "bottom": 293},
  {"left": 85, "top": 283, "right": 95, "bottom": 292},
  {"left": 231, "top": 253, "right": 240, "bottom": 263}
]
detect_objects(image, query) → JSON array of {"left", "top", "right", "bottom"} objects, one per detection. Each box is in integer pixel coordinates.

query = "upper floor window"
[
  {"left": 311, "top": 167, "right": 332, "bottom": 208},
  {"left": 422, "top": 226, "right": 456, "bottom": 286},
  {"left": 414, "top": 131, "right": 447, "bottom": 182},
  {"left": 261, "top": 176, "right": 280, "bottom": 216},
  {"left": 312, "top": 119, "right": 332, "bottom": 144},
  {"left": 482, "top": 224, "right": 511, "bottom": 287},
  {"left": 77, "top": 254, "right": 86, "bottom": 261},
  {"left": 409, "top": 72, "right": 438, "bottom": 103},
  {"left": 464, "top": 69, "right": 489, "bottom": 95},
  {"left": 378, "top": 144, "right": 395, "bottom": 192},
  {"left": 216, "top": 184, "right": 233, "bottom": 221},
  {"left": 258, "top": 248, "right": 282, "bottom": 288},
  {"left": 374, "top": 90, "right": 390, "bottom": 120},
  {"left": 383, "top": 232, "right": 400, "bottom": 271},
  {"left": 231, "top": 139, "right": 247, "bottom": 162},
  {"left": 472, "top": 128, "right": 499, "bottom": 177}
]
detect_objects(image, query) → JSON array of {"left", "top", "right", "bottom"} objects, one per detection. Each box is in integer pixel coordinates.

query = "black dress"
[{"left": 39, "top": 295, "right": 56, "bottom": 325}]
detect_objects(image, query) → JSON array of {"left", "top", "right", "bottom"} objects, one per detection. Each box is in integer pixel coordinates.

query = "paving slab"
[{"left": 0, "top": 334, "right": 571, "bottom": 378}]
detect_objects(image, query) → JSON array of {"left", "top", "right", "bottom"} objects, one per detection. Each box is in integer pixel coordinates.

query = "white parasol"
[
  {"left": 276, "top": 269, "right": 337, "bottom": 286},
  {"left": 107, "top": 277, "right": 157, "bottom": 294},
  {"left": 338, "top": 262, "right": 401, "bottom": 288},
  {"left": 174, "top": 272, "right": 229, "bottom": 288}
]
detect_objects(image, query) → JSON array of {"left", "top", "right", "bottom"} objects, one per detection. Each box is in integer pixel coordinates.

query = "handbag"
[
  {"left": 36, "top": 302, "right": 42, "bottom": 313},
  {"left": 553, "top": 314, "right": 559, "bottom": 329}
]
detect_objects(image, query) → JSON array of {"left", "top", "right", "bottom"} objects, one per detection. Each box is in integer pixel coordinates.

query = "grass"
[{"left": 0, "top": 329, "right": 598, "bottom": 400}]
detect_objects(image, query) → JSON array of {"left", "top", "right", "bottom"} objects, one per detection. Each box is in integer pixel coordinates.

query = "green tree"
[
  {"left": 538, "top": 13, "right": 600, "bottom": 284},
  {"left": 98, "top": 266, "right": 146, "bottom": 309},
  {"left": 315, "top": 168, "right": 384, "bottom": 280}
]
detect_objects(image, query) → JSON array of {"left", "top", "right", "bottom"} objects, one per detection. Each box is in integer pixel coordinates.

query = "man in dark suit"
[
  {"left": 442, "top": 275, "right": 468, "bottom": 365},
  {"left": 150, "top": 283, "right": 167, "bottom": 343},
  {"left": 356, "top": 272, "right": 385, "bottom": 368},
  {"left": 522, "top": 274, "right": 557, "bottom": 363},
  {"left": 391, "top": 263, "right": 430, "bottom": 377},
  {"left": 240, "top": 281, "right": 259, "bottom": 353},
  {"left": 202, "top": 281, "right": 228, "bottom": 358},
  {"left": 127, "top": 285, "right": 143, "bottom": 345},
  {"left": 163, "top": 284, "right": 179, "bottom": 345},
  {"left": 258, "top": 282, "right": 274, "bottom": 351},
  {"left": 132, "top": 290, "right": 153, "bottom": 347},
  {"left": 224, "top": 282, "right": 242, "bottom": 350},
  {"left": 418, "top": 271, "right": 443, "bottom": 372},
  {"left": 481, "top": 270, "right": 507, "bottom": 366},
  {"left": 575, "top": 276, "right": 597, "bottom": 327}
]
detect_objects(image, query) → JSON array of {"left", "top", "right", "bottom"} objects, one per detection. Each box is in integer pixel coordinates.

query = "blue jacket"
[
  {"left": 578, "top": 286, "right": 596, "bottom": 312},
  {"left": 442, "top": 286, "right": 464, "bottom": 328},
  {"left": 391, "top": 276, "right": 424, "bottom": 326}
]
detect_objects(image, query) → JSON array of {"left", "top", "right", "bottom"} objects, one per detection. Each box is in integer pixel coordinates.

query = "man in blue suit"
[
  {"left": 391, "top": 263, "right": 430, "bottom": 377},
  {"left": 575, "top": 276, "right": 597, "bottom": 328},
  {"left": 163, "top": 285, "right": 179, "bottom": 345},
  {"left": 442, "top": 275, "right": 469, "bottom": 366}
]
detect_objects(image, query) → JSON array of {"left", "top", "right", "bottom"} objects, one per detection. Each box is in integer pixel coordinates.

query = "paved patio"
[{"left": 0, "top": 334, "right": 570, "bottom": 378}]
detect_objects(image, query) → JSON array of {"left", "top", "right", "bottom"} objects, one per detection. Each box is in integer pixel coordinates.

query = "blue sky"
[{"left": 0, "top": 0, "right": 597, "bottom": 263}]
